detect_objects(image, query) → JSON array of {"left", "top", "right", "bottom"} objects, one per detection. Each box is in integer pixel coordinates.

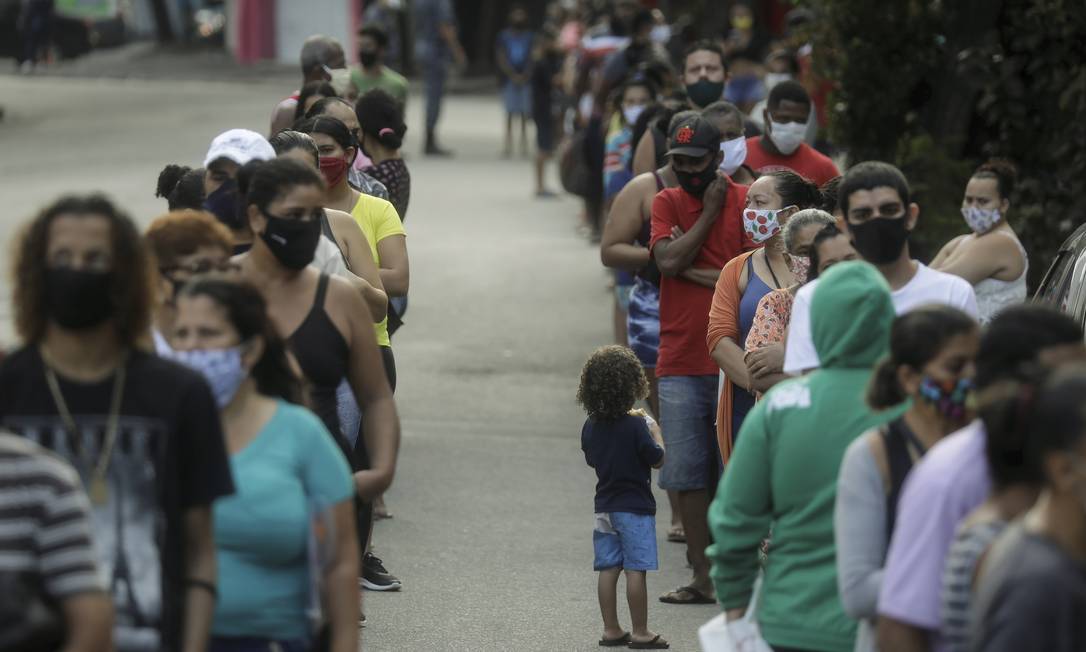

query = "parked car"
[{"left": 1034, "top": 222, "right": 1086, "bottom": 330}]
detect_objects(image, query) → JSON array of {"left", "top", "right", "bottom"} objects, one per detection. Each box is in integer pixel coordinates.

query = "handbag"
[
  {"left": 698, "top": 575, "right": 773, "bottom": 652},
  {"left": 558, "top": 129, "right": 591, "bottom": 198}
]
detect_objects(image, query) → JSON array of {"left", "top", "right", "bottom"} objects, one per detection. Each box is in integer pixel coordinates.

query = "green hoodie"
[{"left": 707, "top": 262, "right": 901, "bottom": 652}]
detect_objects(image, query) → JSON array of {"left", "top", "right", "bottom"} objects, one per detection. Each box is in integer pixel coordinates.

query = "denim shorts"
[
  {"left": 593, "top": 512, "right": 658, "bottom": 571},
  {"left": 502, "top": 81, "right": 531, "bottom": 115},
  {"left": 658, "top": 374, "right": 721, "bottom": 491},
  {"left": 626, "top": 278, "right": 660, "bottom": 368}
]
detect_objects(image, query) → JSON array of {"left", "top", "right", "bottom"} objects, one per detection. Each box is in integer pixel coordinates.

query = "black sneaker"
[{"left": 361, "top": 552, "right": 402, "bottom": 591}]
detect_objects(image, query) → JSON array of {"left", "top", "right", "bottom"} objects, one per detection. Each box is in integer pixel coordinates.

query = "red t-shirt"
[
  {"left": 743, "top": 137, "right": 840, "bottom": 187},
  {"left": 649, "top": 179, "right": 750, "bottom": 378}
]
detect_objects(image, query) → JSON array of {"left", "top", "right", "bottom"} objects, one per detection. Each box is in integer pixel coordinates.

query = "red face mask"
[{"left": 319, "top": 155, "right": 349, "bottom": 188}]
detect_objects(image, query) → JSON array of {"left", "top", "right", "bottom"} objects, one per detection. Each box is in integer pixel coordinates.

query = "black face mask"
[
  {"left": 675, "top": 163, "right": 718, "bottom": 197},
  {"left": 203, "top": 178, "right": 244, "bottom": 230},
  {"left": 849, "top": 214, "right": 910, "bottom": 264},
  {"left": 686, "top": 79, "right": 725, "bottom": 109},
  {"left": 260, "top": 212, "right": 321, "bottom": 270},
  {"left": 358, "top": 50, "right": 378, "bottom": 67},
  {"left": 45, "top": 268, "right": 114, "bottom": 330}
]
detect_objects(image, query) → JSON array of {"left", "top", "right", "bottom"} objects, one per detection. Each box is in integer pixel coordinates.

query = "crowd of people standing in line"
[
  {"left": 566, "top": 2, "right": 1080, "bottom": 651},
  {"left": 0, "top": 27, "right": 421, "bottom": 652}
]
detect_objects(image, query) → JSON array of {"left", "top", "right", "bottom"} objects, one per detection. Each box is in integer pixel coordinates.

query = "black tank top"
[{"left": 288, "top": 274, "right": 348, "bottom": 439}]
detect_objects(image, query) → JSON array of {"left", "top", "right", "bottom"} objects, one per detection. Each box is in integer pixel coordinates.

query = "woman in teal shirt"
[{"left": 167, "top": 277, "right": 359, "bottom": 652}]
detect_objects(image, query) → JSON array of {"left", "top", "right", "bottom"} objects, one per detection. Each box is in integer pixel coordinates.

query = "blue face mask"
[{"left": 166, "top": 346, "right": 247, "bottom": 408}]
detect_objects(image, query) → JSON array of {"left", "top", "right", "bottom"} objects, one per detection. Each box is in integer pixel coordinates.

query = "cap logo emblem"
[{"left": 675, "top": 126, "right": 694, "bottom": 145}]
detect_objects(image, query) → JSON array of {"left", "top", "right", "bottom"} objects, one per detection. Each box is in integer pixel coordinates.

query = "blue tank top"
[{"left": 731, "top": 253, "right": 775, "bottom": 442}]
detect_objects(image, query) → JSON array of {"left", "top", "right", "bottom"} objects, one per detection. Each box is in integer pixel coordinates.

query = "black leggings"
[{"left": 353, "top": 345, "right": 397, "bottom": 555}]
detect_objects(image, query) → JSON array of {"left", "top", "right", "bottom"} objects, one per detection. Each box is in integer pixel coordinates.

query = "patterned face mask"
[
  {"left": 918, "top": 376, "right": 973, "bottom": 421},
  {"left": 787, "top": 254, "right": 811, "bottom": 285},
  {"left": 960, "top": 206, "right": 1002, "bottom": 234},
  {"left": 166, "top": 346, "right": 248, "bottom": 408},
  {"left": 744, "top": 208, "right": 783, "bottom": 243}
]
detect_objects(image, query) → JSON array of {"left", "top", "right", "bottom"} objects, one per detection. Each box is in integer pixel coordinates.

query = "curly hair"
[
  {"left": 576, "top": 345, "right": 649, "bottom": 421},
  {"left": 12, "top": 194, "right": 154, "bottom": 345}
]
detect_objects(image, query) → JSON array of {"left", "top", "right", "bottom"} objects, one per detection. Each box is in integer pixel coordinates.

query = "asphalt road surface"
[{"left": 0, "top": 70, "right": 718, "bottom": 651}]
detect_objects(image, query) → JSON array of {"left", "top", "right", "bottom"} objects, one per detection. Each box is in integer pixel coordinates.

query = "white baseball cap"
[{"left": 203, "top": 129, "right": 276, "bottom": 168}]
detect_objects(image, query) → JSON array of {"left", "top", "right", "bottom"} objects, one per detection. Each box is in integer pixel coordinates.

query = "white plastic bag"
[{"left": 698, "top": 576, "right": 773, "bottom": 652}]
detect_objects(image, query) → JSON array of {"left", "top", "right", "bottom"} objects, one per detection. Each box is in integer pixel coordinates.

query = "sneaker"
[{"left": 361, "top": 552, "right": 402, "bottom": 591}]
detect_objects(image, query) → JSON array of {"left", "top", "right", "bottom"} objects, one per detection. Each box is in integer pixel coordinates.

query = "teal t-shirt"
[{"left": 212, "top": 400, "right": 353, "bottom": 639}]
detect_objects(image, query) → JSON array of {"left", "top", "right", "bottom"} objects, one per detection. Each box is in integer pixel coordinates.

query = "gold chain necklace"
[{"left": 41, "top": 350, "right": 127, "bottom": 505}]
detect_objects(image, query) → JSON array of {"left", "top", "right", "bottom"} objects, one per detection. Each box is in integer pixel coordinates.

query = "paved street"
[{"left": 0, "top": 72, "right": 718, "bottom": 650}]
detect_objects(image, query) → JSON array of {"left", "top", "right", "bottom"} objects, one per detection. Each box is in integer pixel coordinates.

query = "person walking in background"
[
  {"left": 0, "top": 432, "right": 112, "bottom": 652},
  {"left": 875, "top": 305, "right": 1084, "bottom": 652},
  {"left": 709, "top": 261, "right": 896, "bottom": 652},
  {"left": 744, "top": 80, "right": 839, "bottom": 186},
  {"left": 413, "top": 0, "right": 468, "bottom": 156},
  {"left": 578, "top": 346, "right": 669, "bottom": 650},
  {"left": 931, "top": 160, "right": 1027, "bottom": 324},
  {"left": 835, "top": 306, "right": 979, "bottom": 652},
  {"left": 0, "top": 194, "right": 235, "bottom": 651},
  {"left": 529, "top": 26, "right": 565, "bottom": 198},
  {"left": 168, "top": 278, "right": 360, "bottom": 652},
  {"left": 202, "top": 129, "right": 278, "bottom": 255},
  {"left": 970, "top": 365, "right": 1086, "bottom": 652},
  {"left": 351, "top": 25, "right": 408, "bottom": 107},
  {"left": 355, "top": 89, "right": 411, "bottom": 222},
  {"left": 650, "top": 114, "right": 749, "bottom": 606},
  {"left": 497, "top": 4, "right": 535, "bottom": 159},
  {"left": 270, "top": 36, "right": 348, "bottom": 136},
  {"left": 707, "top": 170, "right": 822, "bottom": 464}
]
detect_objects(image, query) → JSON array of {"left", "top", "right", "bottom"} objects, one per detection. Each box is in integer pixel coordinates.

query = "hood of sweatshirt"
[{"left": 810, "top": 261, "right": 894, "bottom": 369}]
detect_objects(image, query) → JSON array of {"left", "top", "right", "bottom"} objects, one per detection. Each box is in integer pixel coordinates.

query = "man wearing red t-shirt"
[
  {"left": 744, "top": 80, "right": 839, "bottom": 186},
  {"left": 649, "top": 113, "right": 749, "bottom": 606}
]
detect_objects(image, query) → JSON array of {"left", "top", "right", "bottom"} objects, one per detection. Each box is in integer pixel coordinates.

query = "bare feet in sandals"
[
  {"left": 658, "top": 584, "right": 715, "bottom": 604},
  {"left": 629, "top": 632, "right": 670, "bottom": 649}
]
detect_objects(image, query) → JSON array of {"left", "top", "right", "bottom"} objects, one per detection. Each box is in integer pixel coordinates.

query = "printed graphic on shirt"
[
  {"left": 766, "top": 381, "right": 811, "bottom": 412},
  {"left": 6, "top": 415, "right": 164, "bottom": 651}
]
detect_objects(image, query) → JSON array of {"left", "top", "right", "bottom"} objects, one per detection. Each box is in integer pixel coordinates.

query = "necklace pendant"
[{"left": 89, "top": 477, "right": 109, "bottom": 505}]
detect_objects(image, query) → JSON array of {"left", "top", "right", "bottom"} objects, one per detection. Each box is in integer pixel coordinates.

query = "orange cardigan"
[{"left": 705, "top": 250, "right": 759, "bottom": 465}]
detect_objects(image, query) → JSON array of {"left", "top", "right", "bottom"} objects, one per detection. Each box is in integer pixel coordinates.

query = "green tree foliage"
[{"left": 802, "top": 0, "right": 1086, "bottom": 286}]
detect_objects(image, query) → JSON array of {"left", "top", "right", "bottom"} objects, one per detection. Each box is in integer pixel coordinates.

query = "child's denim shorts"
[{"left": 593, "top": 512, "right": 658, "bottom": 571}]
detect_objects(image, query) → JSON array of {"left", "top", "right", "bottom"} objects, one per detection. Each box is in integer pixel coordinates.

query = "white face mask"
[
  {"left": 764, "top": 72, "right": 791, "bottom": 91},
  {"left": 650, "top": 24, "right": 671, "bottom": 45},
  {"left": 961, "top": 206, "right": 1002, "bottom": 234},
  {"left": 623, "top": 105, "right": 646, "bottom": 127},
  {"left": 768, "top": 119, "right": 807, "bottom": 155},
  {"left": 719, "top": 136, "right": 747, "bottom": 176},
  {"left": 743, "top": 207, "right": 785, "bottom": 244}
]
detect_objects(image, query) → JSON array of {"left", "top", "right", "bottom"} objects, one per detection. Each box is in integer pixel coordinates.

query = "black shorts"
[{"left": 534, "top": 111, "right": 555, "bottom": 152}]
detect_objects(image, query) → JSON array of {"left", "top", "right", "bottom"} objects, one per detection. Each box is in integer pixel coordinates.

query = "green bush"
[{"left": 802, "top": 0, "right": 1086, "bottom": 288}]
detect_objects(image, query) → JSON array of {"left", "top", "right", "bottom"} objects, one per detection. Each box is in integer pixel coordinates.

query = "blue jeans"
[
  {"left": 657, "top": 375, "right": 720, "bottom": 491},
  {"left": 423, "top": 57, "right": 448, "bottom": 133}
]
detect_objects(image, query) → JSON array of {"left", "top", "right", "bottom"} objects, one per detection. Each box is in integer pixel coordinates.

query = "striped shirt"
[
  {"left": 0, "top": 433, "right": 103, "bottom": 600},
  {"left": 941, "top": 519, "right": 1006, "bottom": 652}
]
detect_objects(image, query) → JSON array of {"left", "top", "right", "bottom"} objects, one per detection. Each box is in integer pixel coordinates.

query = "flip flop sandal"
[
  {"left": 666, "top": 527, "right": 686, "bottom": 543},
  {"left": 629, "top": 634, "right": 670, "bottom": 649},
  {"left": 658, "top": 585, "right": 715, "bottom": 605},
  {"left": 599, "top": 632, "right": 631, "bottom": 646}
]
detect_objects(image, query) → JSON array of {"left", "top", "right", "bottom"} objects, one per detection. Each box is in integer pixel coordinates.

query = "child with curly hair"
[{"left": 578, "top": 345, "right": 670, "bottom": 649}]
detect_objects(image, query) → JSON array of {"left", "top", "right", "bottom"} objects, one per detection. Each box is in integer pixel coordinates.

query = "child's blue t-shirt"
[
  {"left": 498, "top": 28, "right": 534, "bottom": 74},
  {"left": 212, "top": 400, "right": 353, "bottom": 639},
  {"left": 581, "top": 414, "right": 664, "bottom": 515}
]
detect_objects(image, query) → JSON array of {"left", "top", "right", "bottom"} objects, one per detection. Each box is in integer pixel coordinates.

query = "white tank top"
[{"left": 973, "top": 230, "right": 1028, "bottom": 324}]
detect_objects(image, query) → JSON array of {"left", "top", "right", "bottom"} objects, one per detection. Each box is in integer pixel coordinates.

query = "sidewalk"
[{"left": 7, "top": 41, "right": 496, "bottom": 94}]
